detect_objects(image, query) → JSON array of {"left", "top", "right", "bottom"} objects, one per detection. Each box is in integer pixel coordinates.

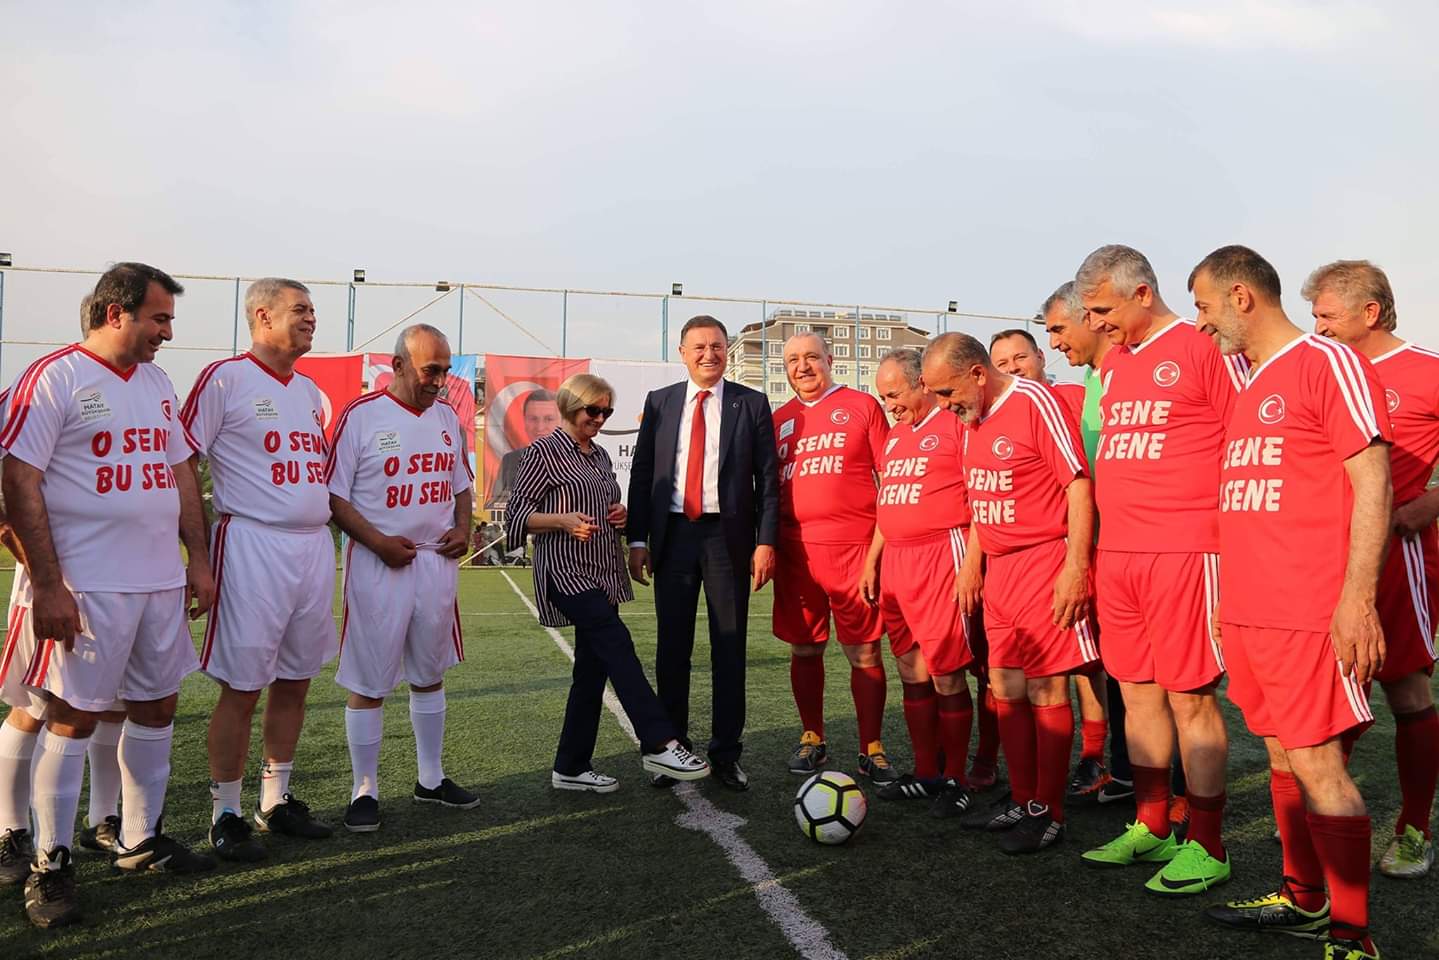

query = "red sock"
[
  {"left": 850, "top": 664, "right": 887, "bottom": 750},
  {"left": 901, "top": 681, "right": 941, "bottom": 780},
  {"left": 1133, "top": 764, "right": 1171, "bottom": 838},
  {"left": 1033, "top": 702, "right": 1074, "bottom": 822},
  {"left": 937, "top": 691, "right": 974, "bottom": 784},
  {"left": 1394, "top": 706, "right": 1439, "bottom": 838},
  {"left": 994, "top": 697, "right": 1036, "bottom": 805},
  {"left": 790, "top": 653, "right": 825, "bottom": 740},
  {"left": 975, "top": 677, "right": 1001, "bottom": 768},
  {"left": 1307, "top": 812, "right": 1373, "bottom": 947},
  {"left": 1270, "top": 769, "right": 1326, "bottom": 913},
  {"left": 1081, "top": 718, "right": 1107, "bottom": 762},
  {"left": 1186, "top": 791, "right": 1226, "bottom": 860}
]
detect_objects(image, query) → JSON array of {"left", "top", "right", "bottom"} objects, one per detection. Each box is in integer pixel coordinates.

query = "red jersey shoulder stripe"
[
  {"left": 322, "top": 390, "right": 387, "bottom": 483},
  {"left": 1015, "top": 378, "right": 1085, "bottom": 476},
  {"left": 1403, "top": 343, "right": 1439, "bottom": 362},
  {"left": 1305, "top": 335, "right": 1381, "bottom": 439},
  {"left": 179, "top": 355, "right": 246, "bottom": 428},
  {"left": 0, "top": 345, "right": 81, "bottom": 450}
]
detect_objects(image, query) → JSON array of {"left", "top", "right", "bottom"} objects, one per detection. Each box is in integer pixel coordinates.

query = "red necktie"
[{"left": 683, "top": 390, "right": 710, "bottom": 520}]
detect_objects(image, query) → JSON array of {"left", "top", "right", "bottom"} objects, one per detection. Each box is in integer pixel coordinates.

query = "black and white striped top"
[{"left": 505, "top": 429, "right": 635, "bottom": 627}]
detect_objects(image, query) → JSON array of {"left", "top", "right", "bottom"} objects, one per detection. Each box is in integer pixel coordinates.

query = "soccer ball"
[{"left": 794, "top": 771, "right": 867, "bottom": 845}]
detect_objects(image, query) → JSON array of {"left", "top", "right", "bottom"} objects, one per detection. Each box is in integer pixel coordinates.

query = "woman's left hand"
[{"left": 606, "top": 502, "right": 627, "bottom": 527}]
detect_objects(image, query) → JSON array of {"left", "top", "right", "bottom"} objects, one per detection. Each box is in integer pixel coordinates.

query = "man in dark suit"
[{"left": 627, "top": 315, "right": 779, "bottom": 790}]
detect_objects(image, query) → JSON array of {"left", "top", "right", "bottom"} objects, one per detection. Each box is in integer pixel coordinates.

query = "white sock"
[
  {"left": 409, "top": 690, "right": 446, "bottom": 790},
  {"left": 86, "top": 719, "right": 124, "bottom": 825},
  {"left": 345, "top": 706, "right": 383, "bottom": 801},
  {"left": 0, "top": 722, "right": 39, "bottom": 833},
  {"left": 210, "top": 777, "right": 243, "bottom": 824},
  {"left": 118, "top": 721, "right": 172, "bottom": 851},
  {"left": 31, "top": 729, "right": 89, "bottom": 858},
  {"left": 259, "top": 760, "right": 293, "bottom": 813}
]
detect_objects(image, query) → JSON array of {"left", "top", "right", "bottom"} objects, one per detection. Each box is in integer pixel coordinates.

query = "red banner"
[
  {"left": 293, "top": 354, "right": 363, "bottom": 439},
  {"left": 482, "top": 354, "right": 589, "bottom": 510}
]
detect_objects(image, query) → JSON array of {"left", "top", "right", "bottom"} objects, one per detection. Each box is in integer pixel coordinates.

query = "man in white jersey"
[
  {"left": 326, "top": 323, "right": 476, "bottom": 832},
  {"left": 182, "top": 278, "right": 338, "bottom": 861},
  {"left": 2, "top": 263, "right": 216, "bottom": 929}
]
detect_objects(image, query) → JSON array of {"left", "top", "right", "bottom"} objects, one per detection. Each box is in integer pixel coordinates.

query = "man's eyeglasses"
[{"left": 583, "top": 405, "right": 615, "bottom": 419}]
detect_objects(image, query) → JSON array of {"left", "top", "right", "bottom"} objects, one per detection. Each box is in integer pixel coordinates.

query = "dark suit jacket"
[{"left": 626, "top": 379, "right": 779, "bottom": 570}]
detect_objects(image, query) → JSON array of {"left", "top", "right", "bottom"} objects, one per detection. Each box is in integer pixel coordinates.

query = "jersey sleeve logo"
[
  {"left": 830, "top": 408, "right": 851, "bottom": 425},
  {"left": 1257, "top": 394, "right": 1286, "bottom": 425},
  {"left": 919, "top": 434, "right": 940, "bottom": 452},
  {"left": 78, "top": 389, "right": 112, "bottom": 423},
  {"left": 1153, "top": 360, "right": 1181, "bottom": 388},
  {"left": 991, "top": 436, "right": 1014, "bottom": 460},
  {"left": 160, "top": 399, "right": 173, "bottom": 421},
  {"left": 441, "top": 430, "right": 453, "bottom": 447},
  {"left": 376, "top": 430, "right": 402, "bottom": 453},
  {"left": 778, "top": 418, "right": 796, "bottom": 441},
  {"left": 253, "top": 397, "right": 280, "bottom": 421},
  {"left": 1385, "top": 389, "right": 1401, "bottom": 414}
]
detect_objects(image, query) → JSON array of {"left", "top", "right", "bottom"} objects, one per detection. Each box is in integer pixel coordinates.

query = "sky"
[{"left": 1, "top": 0, "right": 1436, "bottom": 392}]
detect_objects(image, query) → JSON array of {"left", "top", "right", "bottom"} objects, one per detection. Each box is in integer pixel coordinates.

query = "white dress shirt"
[{"left": 671, "top": 378, "right": 724, "bottom": 514}]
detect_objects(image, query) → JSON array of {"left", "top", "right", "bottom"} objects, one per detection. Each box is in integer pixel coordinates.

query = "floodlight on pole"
[
  {"left": 947, "top": 300, "right": 958, "bottom": 313},
  {"left": 672, "top": 282, "right": 683, "bottom": 297},
  {"left": 0, "top": 253, "right": 11, "bottom": 267},
  {"left": 353, "top": 269, "right": 366, "bottom": 283},
  {"left": 436, "top": 281, "right": 451, "bottom": 292}
]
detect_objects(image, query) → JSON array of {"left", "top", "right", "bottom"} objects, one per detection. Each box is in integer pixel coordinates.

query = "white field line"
[{"left": 499, "top": 571, "right": 847, "bottom": 960}]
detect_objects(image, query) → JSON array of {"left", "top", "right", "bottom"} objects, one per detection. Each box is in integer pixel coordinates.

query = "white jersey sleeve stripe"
[
  {"left": 1310, "top": 337, "right": 1380, "bottom": 439},
  {"left": 179, "top": 357, "right": 234, "bottom": 428},
  {"left": 1222, "top": 354, "right": 1249, "bottom": 393},
  {"left": 322, "top": 392, "right": 382, "bottom": 483},
  {"left": 1018, "top": 380, "right": 1084, "bottom": 476},
  {"left": 0, "top": 347, "right": 76, "bottom": 450}
]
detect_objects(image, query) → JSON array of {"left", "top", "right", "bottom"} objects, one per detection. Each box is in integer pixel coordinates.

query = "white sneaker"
[
  {"left": 551, "top": 770, "right": 619, "bottom": 794},
  {"left": 641, "top": 742, "right": 710, "bottom": 781}
]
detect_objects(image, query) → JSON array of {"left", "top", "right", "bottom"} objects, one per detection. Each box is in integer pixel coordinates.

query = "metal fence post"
[
  {"left": 562, "top": 289, "right": 568, "bottom": 357},
  {"left": 759, "top": 299, "right": 767, "bottom": 400},
  {"left": 0, "top": 268, "right": 6, "bottom": 380},
  {"left": 346, "top": 283, "right": 356, "bottom": 352},
  {"left": 660, "top": 294, "right": 669, "bottom": 361},
  {"left": 231, "top": 277, "right": 241, "bottom": 356},
  {"left": 457, "top": 283, "right": 465, "bottom": 356},
  {"left": 855, "top": 305, "right": 862, "bottom": 388}
]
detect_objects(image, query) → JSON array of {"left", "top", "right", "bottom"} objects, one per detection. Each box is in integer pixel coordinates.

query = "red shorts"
[
  {"left": 880, "top": 530, "right": 973, "bottom": 677},
  {"left": 772, "top": 539, "right": 882, "bottom": 646},
  {"left": 1095, "top": 550, "right": 1224, "bottom": 691},
  {"left": 1221, "top": 622, "right": 1374, "bottom": 750},
  {"left": 983, "top": 538, "right": 1099, "bottom": 678},
  {"left": 1375, "top": 527, "right": 1439, "bottom": 684}
]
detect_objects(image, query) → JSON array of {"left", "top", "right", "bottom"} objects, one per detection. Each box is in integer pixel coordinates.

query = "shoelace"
[
  {"left": 671, "top": 744, "right": 698, "bottom": 764},
  {"left": 34, "top": 868, "right": 74, "bottom": 900},
  {"left": 867, "top": 752, "right": 892, "bottom": 770},
  {"left": 1396, "top": 831, "right": 1426, "bottom": 860},
  {"left": 0, "top": 835, "right": 24, "bottom": 865},
  {"left": 1230, "top": 890, "right": 1289, "bottom": 909},
  {"left": 281, "top": 794, "right": 312, "bottom": 817}
]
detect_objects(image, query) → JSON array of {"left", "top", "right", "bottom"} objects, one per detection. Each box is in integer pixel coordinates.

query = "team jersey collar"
[
  {"left": 910, "top": 404, "right": 943, "bottom": 432},
  {"left": 980, "top": 377, "right": 1018, "bottom": 423},
  {"left": 383, "top": 388, "right": 427, "bottom": 417},
  {"left": 1245, "top": 332, "right": 1308, "bottom": 385},
  {"left": 798, "top": 383, "right": 843, "bottom": 407},
  {"left": 1128, "top": 316, "right": 1186, "bottom": 354},
  {"left": 245, "top": 352, "right": 295, "bottom": 386},
  {"left": 75, "top": 345, "right": 137, "bottom": 382},
  {"left": 1370, "top": 341, "right": 1411, "bottom": 364}
]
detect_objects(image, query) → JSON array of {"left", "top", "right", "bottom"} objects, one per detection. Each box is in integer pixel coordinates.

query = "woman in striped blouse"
[{"left": 506, "top": 374, "right": 709, "bottom": 792}]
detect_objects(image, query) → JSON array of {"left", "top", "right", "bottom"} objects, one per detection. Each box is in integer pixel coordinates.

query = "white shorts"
[
  {"left": 335, "top": 543, "right": 463, "bottom": 699},
  {"left": 22, "top": 585, "right": 198, "bottom": 713},
  {"left": 200, "top": 517, "right": 338, "bottom": 691},
  {"left": 1, "top": 570, "right": 47, "bottom": 720}
]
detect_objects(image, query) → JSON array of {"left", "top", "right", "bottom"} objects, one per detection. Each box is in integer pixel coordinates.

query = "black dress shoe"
[{"left": 710, "top": 758, "right": 749, "bottom": 792}]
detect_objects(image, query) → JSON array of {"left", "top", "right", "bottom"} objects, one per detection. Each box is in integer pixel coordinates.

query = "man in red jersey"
[
  {"left": 996, "top": 315, "right": 1113, "bottom": 801},
  {"left": 772, "top": 333, "right": 896, "bottom": 782},
  {"left": 1305, "top": 259, "right": 1439, "bottom": 879},
  {"left": 1073, "top": 245, "right": 1244, "bottom": 896},
  {"left": 862, "top": 348, "right": 991, "bottom": 814},
  {"left": 922, "top": 332, "right": 1098, "bottom": 855},
  {"left": 1195, "top": 246, "right": 1390, "bottom": 960}
]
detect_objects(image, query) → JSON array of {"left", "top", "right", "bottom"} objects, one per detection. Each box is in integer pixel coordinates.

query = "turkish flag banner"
[{"left": 293, "top": 354, "right": 364, "bottom": 440}]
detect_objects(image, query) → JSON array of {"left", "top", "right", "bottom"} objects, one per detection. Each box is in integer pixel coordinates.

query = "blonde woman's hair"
[{"left": 556, "top": 373, "right": 615, "bottom": 422}]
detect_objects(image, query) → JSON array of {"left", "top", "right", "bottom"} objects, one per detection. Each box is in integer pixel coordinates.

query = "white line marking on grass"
[{"left": 500, "top": 571, "right": 847, "bottom": 960}]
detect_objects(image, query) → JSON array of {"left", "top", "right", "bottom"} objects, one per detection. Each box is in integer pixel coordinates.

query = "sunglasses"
[{"left": 583, "top": 405, "right": 615, "bottom": 419}]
